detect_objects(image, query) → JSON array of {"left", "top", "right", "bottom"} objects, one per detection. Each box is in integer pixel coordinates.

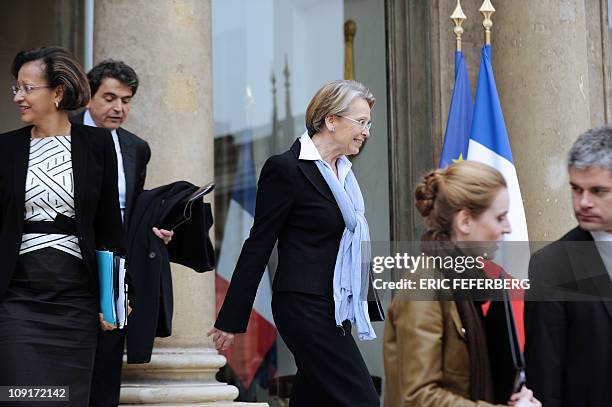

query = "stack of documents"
[{"left": 96, "top": 250, "right": 129, "bottom": 328}]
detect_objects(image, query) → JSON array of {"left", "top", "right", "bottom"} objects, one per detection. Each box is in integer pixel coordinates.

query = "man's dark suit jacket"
[
  {"left": 215, "top": 138, "right": 345, "bottom": 333},
  {"left": 71, "top": 111, "right": 151, "bottom": 407},
  {"left": 525, "top": 227, "right": 612, "bottom": 407},
  {"left": 0, "top": 124, "right": 124, "bottom": 300},
  {"left": 71, "top": 111, "right": 151, "bottom": 225}
]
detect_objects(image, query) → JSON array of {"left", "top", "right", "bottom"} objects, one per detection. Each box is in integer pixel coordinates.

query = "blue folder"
[{"left": 96, "top": 250, "right": 117, "bottom": 325}]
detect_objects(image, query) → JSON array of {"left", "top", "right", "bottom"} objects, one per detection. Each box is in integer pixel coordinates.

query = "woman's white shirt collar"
[
  {"left": 298, "top": 131, "right": 323, "bottom": 161},
  {"left": 298, "top": 132, "right": 352, "bottom": 184}
]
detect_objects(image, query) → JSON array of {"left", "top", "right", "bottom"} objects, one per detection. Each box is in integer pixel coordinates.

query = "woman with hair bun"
[
  {"left": 383, "top": 161, "right": 540, "bottom": 407},
  {"left": 0, "top": 46, "right": 123, "bottom": 405}
]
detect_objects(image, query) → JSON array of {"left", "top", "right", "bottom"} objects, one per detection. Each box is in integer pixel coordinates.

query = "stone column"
[
  {"left": 432, "top": 0, "right": 612, "bottom": 240},
  {"left": 493, "top": 0, "right": 612, "bottom": 240},
  {"left": 93, "top": 1, "right": 266, "bottom": 405}
]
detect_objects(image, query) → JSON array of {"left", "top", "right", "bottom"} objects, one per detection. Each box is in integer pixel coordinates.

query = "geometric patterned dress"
[{"left": 19, "top": 136, "right": 81, "bottom": 258}]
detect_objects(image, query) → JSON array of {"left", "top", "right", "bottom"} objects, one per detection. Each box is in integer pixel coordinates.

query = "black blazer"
[
  {"left": 215, "top": 139, "right": 345, "bottom": 333},
  {"left": 0, "top": 124, "right": 124, "bottom": 301},
  {"left": 71, "top": 111, "right": 151, "bottom": 225},
  {"left": 525, "top": 227, "right": 612, "bottom": 406}
]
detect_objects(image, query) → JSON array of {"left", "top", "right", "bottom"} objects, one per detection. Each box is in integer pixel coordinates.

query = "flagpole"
[
  {"left": 479, "top": 0, "right": 495, "bottom": 45},
  {"left": 451, "top": 0, "right": 467, "bottom": 52}
]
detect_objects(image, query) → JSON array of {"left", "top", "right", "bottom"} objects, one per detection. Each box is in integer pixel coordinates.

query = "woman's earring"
[
  {"left": 54, "top": 101, "right": 59, "bottom": 109},
  {"left": 331, "top": 127, "right": 336, "bottom": 133}
]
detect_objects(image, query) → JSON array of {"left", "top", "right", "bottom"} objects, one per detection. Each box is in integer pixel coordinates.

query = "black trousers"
[
  {"left": 89, "top": 329, "right": 126, "bottom": 407},
  {"left": 272, "top": 292, "right": 379, "bottom": 407}
]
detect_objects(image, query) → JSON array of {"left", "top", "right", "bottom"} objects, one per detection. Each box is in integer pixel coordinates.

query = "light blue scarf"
[{"left": 314, "top": 159, "right": 376, "bottom": 340}]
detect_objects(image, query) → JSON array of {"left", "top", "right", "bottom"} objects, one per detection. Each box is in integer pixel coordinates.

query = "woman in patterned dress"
[{"left": 0, "top": 47, "right": 123, "bottom": 406}]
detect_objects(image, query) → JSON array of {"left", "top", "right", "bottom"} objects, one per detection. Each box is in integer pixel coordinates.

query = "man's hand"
[
  {"left": 152, "top": 227, "right": 174, "bottom": 245},
  {"left": 206, "top": 328, "right": 235, "bottom": 350}
]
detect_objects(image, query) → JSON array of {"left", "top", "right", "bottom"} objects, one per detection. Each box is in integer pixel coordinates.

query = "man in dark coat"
[
  {"left": 72, "top": 60, "right": 173, "bottom": 407},
  {"left": 525, "top": 125, "right": 612, "bottom": 406},
  {"left": 125, "top": 181, "right": 215, "bottom": 364}
]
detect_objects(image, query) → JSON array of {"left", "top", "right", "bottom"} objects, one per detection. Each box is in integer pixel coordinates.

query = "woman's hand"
[
  {"left": 509, "top": 386, "right": 541, "bottom": 407},
  {"left": 99, "top": 313, "right": 117, "bottom": 331},
  {"left": 152, "top": 227, "right": 174, "bottom": 245},
  {"left": 206, "top": 328, "right": 235, "bottom": 350}
]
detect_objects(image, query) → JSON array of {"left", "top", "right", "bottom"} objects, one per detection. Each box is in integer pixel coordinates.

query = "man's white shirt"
[
  {"left": 592, "top": 230, "right": 612, "bottom": 281},
  {"left": 83, "top": 109, "right": 127, "bottom": 221}
]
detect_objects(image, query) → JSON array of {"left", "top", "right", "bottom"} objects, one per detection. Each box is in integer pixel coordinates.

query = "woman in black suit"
[
  {"left": 209, "top": 80, "right": 380, "bottom": 406},
  {"left": 0, "top": 47, "right": 123, "bottom": 406}
]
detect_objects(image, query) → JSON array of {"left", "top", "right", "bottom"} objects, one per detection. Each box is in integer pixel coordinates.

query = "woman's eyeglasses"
[
  {"left": 341, "top": 116, "right": 372, "bottom": 131},
  {"left": 11, "top": 84, "right": 51, "bottom": 96}
]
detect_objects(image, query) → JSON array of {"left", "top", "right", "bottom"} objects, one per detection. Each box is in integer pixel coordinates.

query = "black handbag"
[
  {"left": 367, "top": 270, "right": 385, "bottom": 321},
  {"left": 486, "top": 275, "right": 526, "bottom": 403}
]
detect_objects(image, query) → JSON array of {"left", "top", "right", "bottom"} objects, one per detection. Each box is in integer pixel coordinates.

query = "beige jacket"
[{"left": 383, "top": 298, "right": 505, "bottom": 407}]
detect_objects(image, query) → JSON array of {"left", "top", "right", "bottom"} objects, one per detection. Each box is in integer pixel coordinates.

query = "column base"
[
  {"left": 119, "top": 347, "right": 268, "bottom": 406},
  {"left": 121, "top": 404, "right": 268, "bottom": 407}
]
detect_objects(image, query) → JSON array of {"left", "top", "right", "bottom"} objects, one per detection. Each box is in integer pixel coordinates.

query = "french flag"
[
  {"left": 468, "top": 45, "right": 528, "bottom": 243},
  {"left": 215, "top": 133, "right": 277, "bottom": 390},
  {"left": 468, "top": 44, "right": 529, "bottom": 347}
]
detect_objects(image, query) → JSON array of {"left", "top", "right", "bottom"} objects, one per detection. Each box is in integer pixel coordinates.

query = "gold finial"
[
  {"left": 271, "top": 72, "right": 276, "bottom": 95},
  {"left": 344, "top": 20, "right": 357, "bottom": 80},
  {"left": 450, "top": 0, "right": 467, "bottom": 52},
  {"left": 283, "top": 54, "right": 290, "bottom": 82},
  {"left": 479, "top": 0, "right": 495, "bottom": 45},
  {"left": 344, "top": 19, "right": 357, "bottom": 40}
]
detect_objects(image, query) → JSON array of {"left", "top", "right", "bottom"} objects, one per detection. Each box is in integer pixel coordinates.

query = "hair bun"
[{"left": 415, "top": 170, "right": 439, "bottom": 217}]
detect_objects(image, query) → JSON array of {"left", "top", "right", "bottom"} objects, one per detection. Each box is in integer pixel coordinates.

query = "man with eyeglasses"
[{"left": 71, "top": 59, "right": 173, "bottom": 407}]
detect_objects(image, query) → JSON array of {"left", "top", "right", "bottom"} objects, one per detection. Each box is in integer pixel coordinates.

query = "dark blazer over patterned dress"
[
  {"left": 0, "top": 123, "right": 123, "bottom": 405},
  {"left": 0, "top": 123, "right": 124, "bottom": 297}
]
